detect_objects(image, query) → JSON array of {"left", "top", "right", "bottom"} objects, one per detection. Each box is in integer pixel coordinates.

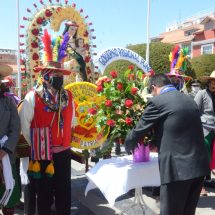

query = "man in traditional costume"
[
  {"left": 19, "top": 30, "right": 75, "bottom": 215},
  {"left": 194, "top": 71, "right": 215, "bottom": 194},
  {"left": 0, "top": 64, "right": 21, "bottom": 215}
]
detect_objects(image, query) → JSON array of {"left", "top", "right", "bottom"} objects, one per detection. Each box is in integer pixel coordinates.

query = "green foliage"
[{"left": 191, "top": 54, "right": 215, "bottom": 78}]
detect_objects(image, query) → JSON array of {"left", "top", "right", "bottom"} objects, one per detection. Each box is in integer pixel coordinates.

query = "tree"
[{"left": 191, "top": 54, "right": 215, "bottom": 78}]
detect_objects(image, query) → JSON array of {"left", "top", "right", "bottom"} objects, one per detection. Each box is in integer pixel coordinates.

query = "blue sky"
[{"left": 0, "top": 0, "right": 214, "bottom": 54}]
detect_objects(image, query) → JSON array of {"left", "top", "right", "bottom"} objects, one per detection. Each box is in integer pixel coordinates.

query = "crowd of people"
[{"left": 0, "top": 58, "right": 215, "bottom": 215}]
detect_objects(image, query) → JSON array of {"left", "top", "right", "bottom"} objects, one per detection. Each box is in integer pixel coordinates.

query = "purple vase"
[{"left": 133, "top": 143, "right": 150, "bottom": 162}]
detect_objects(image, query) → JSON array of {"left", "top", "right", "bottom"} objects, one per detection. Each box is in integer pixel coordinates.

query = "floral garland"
[{"left": 20, "top": 1, "right": 97, "bottom": 86}]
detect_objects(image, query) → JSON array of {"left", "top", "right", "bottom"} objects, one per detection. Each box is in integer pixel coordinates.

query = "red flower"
[
  {"left": 32, "top": 53, "right": 39, "bottom": 61},
  {"left": 105, "top": 100, "right": 112, "bottom": 107},
  {"left": 128, "top": 74, "right": 135, "bottom": 80},
  {"left": 86, "top": 67, "right": 91, "bottom": 75},
  {"left": 125, "top": 99, "right": 133, "bottom": 108},
  {"left": 146, "top": 69, "right": 155, "bottom": 77},
  {"left": 128, "top": 65, "right": 134, "bottom": 71},
  {"left": 106, "top": 119, "right": 116, "bottom": 127},
  {"left": 125, "top": 117, "right": 133, "bottom": 125},
  {"left": 117, "top": 82, "right": 123, "bottom": 91},
  {"left": 96, "top": 85, "right": 103, "bottom": 93},
  {"left": 88, "top": 108, "right": 97, "bottom": 115},
  {"left": 110, "top": 70, "right": 117, "bottom": 78},
  {"left": 45, "top": 9, "right": 52, "bottom": 17},
  {"left": 31, "top": 41, "right": 38, "bottom": 48},
  {"left": 36, "top": 17, "right": 44, "bottom": 25},
  {"left": 131, "top": 87, "right": 139, "bottom": 95},
  {"left": 31, "top": 29, "right": 39, "bottom": 36},
  {"left": 84, "top": 56, "right": 91, "bottom": 63}
]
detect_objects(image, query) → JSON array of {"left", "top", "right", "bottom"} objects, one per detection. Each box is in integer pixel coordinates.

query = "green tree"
[{"left": 191, "top": 54, "right": 215, "bottom": 78}]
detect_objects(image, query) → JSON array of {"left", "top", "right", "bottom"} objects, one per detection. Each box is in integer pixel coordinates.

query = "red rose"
[
  {"left": 84, "top": 56, "right": 91, "bottom": 63},
  {"left": 147, "top": 69, "right": 155, "bottom": 77},
  {"left": 106, "top": 119, "right": 116, "bottom": 127},
  {"left": 96, "top": 85, "right": 103, "bottom": 93},
  {"left": 117, "top": 82, "right": 123, "bottom": 91},
  {"left": 32, "top": 53, "right": 39, "bottom": 60},
  {"left": 88, "top": 108, "right": 97, "bottom": 115},
  {"left": 110, "top": 70, "right": 117, "bottom": 78},
  {"left": 125, "top": 99, "right": 133, "bottom": 108},
  {"left": 45, "top": 9, "right": 52, "bottom": 17},
  {"left": 86, "top": 67, "right": 91, "bottom": 74},
  {"left": 31, "top": 41, "right": 38, "bottom": 48},
  {"left": 128, "top": 74, "right": 135, "bottom": 80},
  {"left": 128, "top": 65, "right": 134, "bottom": 71},
  {"left": 36, "top": 17, "right": 44, "bottom": 25},
  {"left": 105, "top": 100, "right": 112, "bottom": 107},
  {"left": 31, "top": 29, "right": 39, "bottom": 36},
  {"left": 125, "top": 117, "right": 133, "bottom": 125},
  {"left": 131, "top": 87, "right": 139, "bottom": 95}
]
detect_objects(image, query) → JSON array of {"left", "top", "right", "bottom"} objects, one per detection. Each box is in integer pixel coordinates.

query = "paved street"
[{"left": 13, "top": 147, "right": 215, "bottom": 215}]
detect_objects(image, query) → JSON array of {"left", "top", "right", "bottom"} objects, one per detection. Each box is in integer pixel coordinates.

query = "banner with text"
[{"left": 94, "top": 47, "right": 152, "bottom": 74}]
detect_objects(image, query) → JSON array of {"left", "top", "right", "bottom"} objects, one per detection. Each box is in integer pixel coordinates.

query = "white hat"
[
  {"left": 200, "top": 71, "right": 215, "bottom": 82},
  {"left": 0, "top": 64, "right": 13, "bottom": 80}
]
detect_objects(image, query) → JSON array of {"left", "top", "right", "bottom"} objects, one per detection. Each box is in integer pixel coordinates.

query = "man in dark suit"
[{"left": 125, "top": 74, "right": 210, "bottom": 215}]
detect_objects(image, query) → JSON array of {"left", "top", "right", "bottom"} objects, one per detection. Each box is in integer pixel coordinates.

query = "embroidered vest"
[{"left": 30, "top": 90, "right": 73, "bottom": 160}]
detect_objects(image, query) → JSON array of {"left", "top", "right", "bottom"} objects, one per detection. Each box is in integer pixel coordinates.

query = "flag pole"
[
  {"left": 16, "top": 0, "right": 21, "bottom": 98},
  {"left": 146, "top": 0, "right": 150, "bottom": 64}
]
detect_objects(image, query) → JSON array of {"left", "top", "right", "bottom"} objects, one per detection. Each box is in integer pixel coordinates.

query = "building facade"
[{"left": 152, "top": 8, "right": 215, "bottom": 58}]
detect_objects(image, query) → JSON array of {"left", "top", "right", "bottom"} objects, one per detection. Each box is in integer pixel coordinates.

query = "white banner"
[{"left": 94, "top": 47, "right": 152, "bottom": 74}]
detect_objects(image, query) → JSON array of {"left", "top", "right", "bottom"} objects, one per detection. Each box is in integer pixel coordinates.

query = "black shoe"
[{"left": 204, "top": 179, "right": 215, "bottom": 188}]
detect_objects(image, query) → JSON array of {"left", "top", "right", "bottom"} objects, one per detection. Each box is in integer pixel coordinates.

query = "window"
[{"left": 201, "top": 44, "right": 213, "bottom": 55}]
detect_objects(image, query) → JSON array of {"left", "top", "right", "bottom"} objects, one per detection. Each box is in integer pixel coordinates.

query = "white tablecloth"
[{"left": 85, "top": 152, "right": 160, "bottom": 206}]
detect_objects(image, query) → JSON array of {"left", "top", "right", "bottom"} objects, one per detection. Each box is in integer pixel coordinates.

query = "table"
[{"left": 85, "top": 152, "right": 160, "bottom": 206}]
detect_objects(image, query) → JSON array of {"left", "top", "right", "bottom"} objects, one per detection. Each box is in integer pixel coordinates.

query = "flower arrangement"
[{"left": 88, "top": 65, "right": 154, "bottom": 153}]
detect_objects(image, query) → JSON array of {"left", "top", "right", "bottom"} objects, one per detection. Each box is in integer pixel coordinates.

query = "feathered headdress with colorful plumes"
[
  {"left": 169, "top": 45, "right": 189, "bottom": 74},
  {"left": 41, "top": 29, "right": 70, "bottom": 64}
]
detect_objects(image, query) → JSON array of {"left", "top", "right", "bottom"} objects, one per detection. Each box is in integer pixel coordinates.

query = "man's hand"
[{"left": 0, "top": 150, "right": 7, "bottom": 160}]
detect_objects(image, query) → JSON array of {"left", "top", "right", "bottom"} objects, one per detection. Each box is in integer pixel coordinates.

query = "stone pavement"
[{"left": 13, "top": 147, "right": 215, "bottom": 215}]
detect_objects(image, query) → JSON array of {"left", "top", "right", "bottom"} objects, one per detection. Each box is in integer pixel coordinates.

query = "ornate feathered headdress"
[
  {"left": 33, "top": 29, "right": 71, "bottom": 75},
  {"left": 169, "top": 45, "right": 189, "bottom": 75}
]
